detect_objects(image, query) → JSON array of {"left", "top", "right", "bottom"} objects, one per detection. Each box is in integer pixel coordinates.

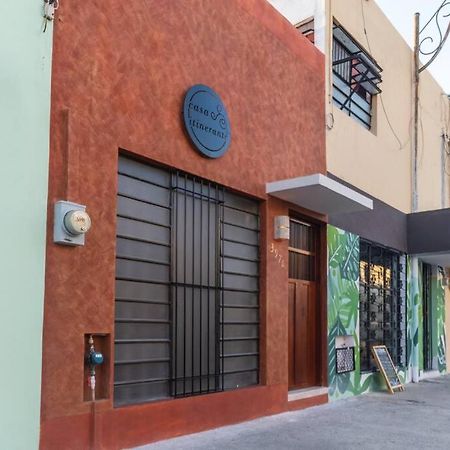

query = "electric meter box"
[{"left": 54, "top": 200, "right": 91, "bottom": 246}]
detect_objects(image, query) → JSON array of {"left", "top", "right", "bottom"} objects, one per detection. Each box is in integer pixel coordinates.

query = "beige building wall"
[
  {"left": 268, "top": 0, "right": 450, "bottom": 213},
  {"left": 325, "top": 0, "right": 450, "bottom": 213},
  {"left": 418, "top": 69, "right": 450, "bottom": 211},
  {"left": 269, "top": 0, "right": 450, "bottom": 373}
]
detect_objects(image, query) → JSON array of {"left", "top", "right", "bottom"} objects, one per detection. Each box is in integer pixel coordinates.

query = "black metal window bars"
[
  {"left": 171, "top": 174, "right": 225, "bottom": 397},
  {"left": 171, "top": 172, "right": 261, "bottom": 397},
  {"left": 359, "top": 241, "right": 407, "bottom": 372},
  {"left": 422, "top": 263, "right": 433, "bottom": 371},
  {"left": 332, "top": 24, "right": 383, "bottom": 129},
  {"left": 114, "top": 157, "right": 260, "bottom": 406}
]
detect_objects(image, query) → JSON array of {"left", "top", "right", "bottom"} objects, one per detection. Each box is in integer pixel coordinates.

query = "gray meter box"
[{"left": 54, "top": 200, "right": 87, "bottom": 246}]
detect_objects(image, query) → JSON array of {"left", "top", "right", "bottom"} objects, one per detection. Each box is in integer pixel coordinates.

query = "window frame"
[{"left": 332, "top": 23, "right": 382, "bottom": 130}]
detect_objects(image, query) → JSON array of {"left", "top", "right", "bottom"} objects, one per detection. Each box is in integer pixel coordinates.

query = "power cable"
[{"left": 360, "top": 0, "right": 406, "bottom": 150}]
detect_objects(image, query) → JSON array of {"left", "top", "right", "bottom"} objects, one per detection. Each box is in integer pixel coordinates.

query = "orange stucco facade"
[{"left": 40, "top": 1, "right": 326, "bottom": 448}]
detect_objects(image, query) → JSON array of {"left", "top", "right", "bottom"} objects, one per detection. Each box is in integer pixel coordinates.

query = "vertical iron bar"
[
  {"left": 256, "top": 208, "right": 260, "bottom": 385},
  {"left": 394, "top": 255, "right": 398, "bottom": 364},
  {"left": 423, "top": 264, "right": 426, "bottom": 370},
  {"left": 214, "top": 185, "right": 220, "bottom": 391},
  {"left": 183, "top": 173, "right": 187, "bottom": 396},
  {"left": 191, "top": 177, "right": 195, "bottom": 395},
  {"left": 221, "top": 187, "right": 225, "bottom": 391},
  {"left": 429, "top": 265, "right": 431, "bottom": 369},
  {"left": 174, "top": 172, "right": 178, "bottom": 396},
  {"left": 429, "top": 266, "right": 432, "bottom": 369},
  {"left": 169, "top": 172, "right": 173, "bottom": 397},
  {"left": 367, "top": 244, "right": 371, "bottom": 371},
  {"left": 404, "top": 256, "right": 408, "bottom": 367},
  {"left": 391, "top": 255, "right": 395, "bottom": 363},
  {"left": 427, "top": 266, "right": 429, "bottom": 369},
  {"left": 207, "top": 182, "right": 211, "bottom": 393},
  {"left": 199, "top": 179, "right": 203, "bottom": 394},
  {"left": 423, "top": 264, "right": 431, "bottom": 370},
  {"left": 399, "top": 257, "right": 402, "bottom": 364},
  {"left": 398, "top": 256, "right": 401, "bottom": 366},
  {"left": 427, "top": 265, "right": 429, "bottom": 369},
  {"left": 382, "top": 249, "right": 387, "bottom": 354}
]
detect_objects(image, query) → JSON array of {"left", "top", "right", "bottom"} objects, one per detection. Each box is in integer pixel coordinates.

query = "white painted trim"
[
  {"left": 288, "top": 386, "right": 329, "bottom": 402},
  {"left": 266, "top": 173, "right": 374, "bottom": 210},
  {"left": 419, "top": 370, "right": 441, "bottom": 381}
]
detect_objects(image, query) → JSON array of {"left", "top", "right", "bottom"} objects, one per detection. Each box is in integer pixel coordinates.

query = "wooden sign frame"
[{"left": 371, "top": 345, "right": 405, "bottom": 394}]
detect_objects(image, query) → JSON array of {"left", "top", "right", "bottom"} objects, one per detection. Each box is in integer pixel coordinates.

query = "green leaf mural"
[
  {"left": 406, "top": 255, "right": 414, "bottom": 368},
  {"left": 341, "top": 233, "right": 359, "bottom": 282},
  {"left": 434, "top": 271, "right": 446, "bottom": 373},
  {"left": 418, "top": 262, "right": 424, "bottom": 372},
  {"left": 409, "top": 261, "right": 447, "bottom": 376},
  {"left": 328, "top": 226, "right": 447, "bottom": 401},
  {"left": 327, "top": 225, "right": 367, "bottom": 400}
]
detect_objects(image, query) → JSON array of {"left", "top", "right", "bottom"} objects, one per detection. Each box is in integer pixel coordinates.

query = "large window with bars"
[
  {"left": 332, "top": 24, "right": 382, "bottom": 130},
  {"left": 359, "top": 241, "right": 406, "bottom": 372},
  {"left": 114, "top": 156, "right": 260, "bottom": 406}
]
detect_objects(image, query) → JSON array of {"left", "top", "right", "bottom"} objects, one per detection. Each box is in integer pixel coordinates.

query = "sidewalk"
[{"left": 135, "top": 375, "right": 450, "bottom": 450}]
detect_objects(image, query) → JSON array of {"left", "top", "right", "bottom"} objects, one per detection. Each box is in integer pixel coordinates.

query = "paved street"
[{"left": 137, "top": 375, "right": 450, "bottom": 450}]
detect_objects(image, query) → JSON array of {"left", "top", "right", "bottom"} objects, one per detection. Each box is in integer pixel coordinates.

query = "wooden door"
[
  {"left": 288, "top": 219, "right": 319, "bottom": 390},
  {"left": 288, "top": 280, "right": 317, "bottom": 388}
]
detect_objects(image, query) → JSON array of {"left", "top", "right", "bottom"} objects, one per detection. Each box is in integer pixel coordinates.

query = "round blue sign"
[{"left": 183, "top": 84, "right": 231, "bottom": 158}]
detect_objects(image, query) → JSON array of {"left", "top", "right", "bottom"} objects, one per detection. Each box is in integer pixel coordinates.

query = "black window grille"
[
  {"left": 359, "top": 241, "right": 406, "bottom": 372},
  {"left": 422, "top": 263, "right": 433, "bottom": 371},
  {"left": 114, "top": 156, "right": 260, "bottom": 406},
  {"left": 332, "top": 24, "right": 382, "bottom": 130}
]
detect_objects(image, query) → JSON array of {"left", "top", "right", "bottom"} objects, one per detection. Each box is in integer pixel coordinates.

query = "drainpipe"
[
  {"left": 410, "top": 2, "right": 450, "bottom": 382},
  {"left": 412, "top": 13, "right": 420, "bottom": 213},
  {"left": 410, "top": 13, "right": 421, "bottom": 383},
  {"left": 442, "top": 133, "right": 447, "bottom": 209}
]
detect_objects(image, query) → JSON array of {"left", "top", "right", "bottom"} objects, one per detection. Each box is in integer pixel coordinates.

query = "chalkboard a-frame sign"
[{"left": 371, "top": 345, "right": 405, "bottom": 394}]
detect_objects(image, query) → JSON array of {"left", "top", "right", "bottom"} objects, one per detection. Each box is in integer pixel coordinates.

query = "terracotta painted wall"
[{"left": 41, "top": 0, "right": 325, "bottom": 448}]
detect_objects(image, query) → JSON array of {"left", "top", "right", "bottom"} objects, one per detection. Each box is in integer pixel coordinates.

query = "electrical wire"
[
  {"left": 360, "top": 0, "right": 407, "bottom": 150},
  {"left": 327, "top": 0, "right": 336, "bottom": 130}
]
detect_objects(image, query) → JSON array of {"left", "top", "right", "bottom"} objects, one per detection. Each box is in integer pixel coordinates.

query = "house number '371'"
[{"left": 270, "top": 242, "right": 285, "bottom": 268}]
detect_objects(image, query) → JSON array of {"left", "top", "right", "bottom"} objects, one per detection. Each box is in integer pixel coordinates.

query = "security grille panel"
[
  {"left": 114, "top": 156, "right": 259, "bottom": 406},
  {"left": 336, "top": 347, "right": 355, "bottom": 374},
  {"left": 359, "top": 241, "right": 407, "bottom": 372}
]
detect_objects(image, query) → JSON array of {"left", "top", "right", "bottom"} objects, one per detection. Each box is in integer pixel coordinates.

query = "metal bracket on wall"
[
  {"left": 43, "top": 0, "right": 59, "bottom": 32},
  {"left": 418, "top": 1, "right": 450, "bottom": 73}
]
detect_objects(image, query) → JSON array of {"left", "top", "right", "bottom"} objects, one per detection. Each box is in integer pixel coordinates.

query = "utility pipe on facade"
[
  {"left": 413, "top": 2, "right": 450, "bottom": 213},
  {"left": 412, "top": 1, "right": 450, "bottom": 383},
  {"left": 413, "top": 12, "right": 420, "bottom": 214},
  {"left": 411, "top": 14, "right": 420, "bottom": 383}
]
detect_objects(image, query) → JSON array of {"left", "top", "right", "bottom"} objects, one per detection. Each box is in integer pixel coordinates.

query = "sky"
[{"left": 374, "top": 0, "right": 450, "bottom": 92}]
